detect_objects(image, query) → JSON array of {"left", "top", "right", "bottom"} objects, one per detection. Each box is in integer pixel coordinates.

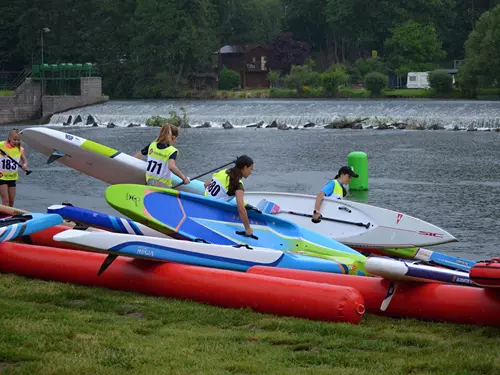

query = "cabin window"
[{"left": 409, "top": 76, "right": 416, "bottom": 81}]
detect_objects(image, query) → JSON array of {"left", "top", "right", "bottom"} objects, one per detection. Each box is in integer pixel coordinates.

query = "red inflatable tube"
[
  {"left": 470, "top": 258, "right": 500, "bottom": 288},
  {"left": 247, "top": 266, "right": 500, "bottom": 327},
  {"left": 0, "top": 242, "right": 365, "bottom": 324}
]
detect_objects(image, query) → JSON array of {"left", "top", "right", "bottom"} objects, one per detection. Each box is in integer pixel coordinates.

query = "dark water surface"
[{"left": 3, "top": 125, "right": 500, "bottom": 260}]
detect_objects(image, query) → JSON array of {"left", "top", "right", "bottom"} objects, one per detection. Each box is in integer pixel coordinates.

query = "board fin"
[
  {"left": 380, "top": 281, "right": 398, "bottom": 311},
  {"left": 97, "top": 254, "right": 118, "bottom": 276},
  {"left": 47, "top": 151, "right": 65, "bottom": 164}
]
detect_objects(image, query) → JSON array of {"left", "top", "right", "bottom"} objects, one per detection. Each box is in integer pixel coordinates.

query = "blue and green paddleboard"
[{"left": 105, "top": 184, "right": 368, "bottom": 275}]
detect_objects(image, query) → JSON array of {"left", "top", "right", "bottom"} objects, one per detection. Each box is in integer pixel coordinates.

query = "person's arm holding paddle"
[
  {"left": 312, "top": 166, "right": 359, "bottom": 223},
  {"left": 20, "top": 149, "right": 28, "bottom": 172}
]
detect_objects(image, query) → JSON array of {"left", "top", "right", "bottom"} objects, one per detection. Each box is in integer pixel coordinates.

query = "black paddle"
[
  {"left": 258, "top": 200, "right": 371, "bottom": 229},
  {"left": 0, "top": 148, "right": 31, "bottom": 175},
  {"left": 171, "top": 158, "right": 239, "bottom": 189}
]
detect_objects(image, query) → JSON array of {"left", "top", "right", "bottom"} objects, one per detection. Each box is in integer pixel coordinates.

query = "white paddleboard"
[
  {"left": 53, "top": 229, "right": 353, "bottom": 274},
  {"left": 245, "top": 191, "right": 457, "bottom": 249},
  {"left": 54, "top": 229, "right": 284, "bottom": 264},
  {"left": 365, "top": 257, "right": 474, "bottom": 287},
  {"left": 19, "top": 127, "right": 204, "bottom": 194}
]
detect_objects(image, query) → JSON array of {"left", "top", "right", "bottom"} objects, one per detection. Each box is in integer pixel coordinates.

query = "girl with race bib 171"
[
  {"left": 0, "top": 129, "right": 29, "bottom": 207},
  {"left": 134, "top": 123, "right": 190, "bottom": 188},
  {"left": 204, "top": 155, "right": 255, "bottom": 237}
]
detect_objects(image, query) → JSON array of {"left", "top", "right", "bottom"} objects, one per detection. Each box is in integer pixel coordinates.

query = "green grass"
[
  {"left": 0, "top": 273, "right": 499, "bottom": 375},
  {"left": 382, "top": 89, "right": 435, "bottom": 98},
  {"left": 185, "top": 89, "right": 270, "bottom": 99},
  {"left": 0, "top": 90, "right": 14, "bottom": 97}
]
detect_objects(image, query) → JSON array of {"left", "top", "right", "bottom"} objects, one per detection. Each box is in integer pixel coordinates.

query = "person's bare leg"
[
  {"left": 0, "top": 185, "right": 9, "bottom": 206},
  {"left": 8, "top": 186, "right": 16, "bottom": 207}
]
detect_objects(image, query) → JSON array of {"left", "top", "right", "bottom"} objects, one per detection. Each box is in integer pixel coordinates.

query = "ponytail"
[
  {"left": 227, "top": 167, "right": 243, "bottom": 196},
  {"left": 333, "top": 174, "right": 340, "bottom": 180},
  {"left": 156, "top": 123, "right": 178, "bottom": 144}
]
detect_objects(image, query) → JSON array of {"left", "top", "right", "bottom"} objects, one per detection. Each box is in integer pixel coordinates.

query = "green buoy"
[{"left": 348, "top": 151, "right": 368, "bottom": 191}]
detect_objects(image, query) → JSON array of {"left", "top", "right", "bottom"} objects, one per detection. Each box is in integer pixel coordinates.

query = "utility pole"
[{"left": 40, "top": 27, "right": 50, "bottom": 117}]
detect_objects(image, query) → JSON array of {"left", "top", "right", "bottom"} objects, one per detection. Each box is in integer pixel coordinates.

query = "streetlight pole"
[{"left": 40, "top": 27, "right": 50, "bottom": 118}]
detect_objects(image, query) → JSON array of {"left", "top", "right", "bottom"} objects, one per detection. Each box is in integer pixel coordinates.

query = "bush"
[
  {"left": 145, "top": 107, "right": 187, "bottom": 127},
  {"left": 219, "top": 67, "right": 240, "bottom": 90},
  {"left": 364, "top": 72, "right": 388, "bottom": 96},
  {"left": 355, "top": 57, "right": 390, "bottom": 77},
  {"left": 429, "top": 70, "right": 453, "bottom": 94},
  {"left": 285, "top": 65, "right": 309, "bottom": 89},
  {"left": 267, "top": 70, "right": 279, "bottom": 88},
  {"left": 321, "top": 68, "right": 349, "bottom": 97}
]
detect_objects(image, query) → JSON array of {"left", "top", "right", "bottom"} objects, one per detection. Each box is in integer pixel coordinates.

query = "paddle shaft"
[
  {"left": 171, "top": 158, "right": 238, "bottom": 189},
  {"left": 285, "top": 209, "right": 371, "bottom": 229},
  {"left": 0, "top": 148, "right": 31, "bottom": 175}
]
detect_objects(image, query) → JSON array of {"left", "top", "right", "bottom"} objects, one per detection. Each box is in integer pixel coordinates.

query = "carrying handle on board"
[{"left": 235, "top": 231, "right": 259, "bottom": 240}]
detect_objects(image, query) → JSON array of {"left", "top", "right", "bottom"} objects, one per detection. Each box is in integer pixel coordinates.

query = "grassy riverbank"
[
  {"left": 183, "top": 88, "right": 500, "bottom": 100},
  {"left": 1, "top": 273, "right": 498, "bottom": 375}
]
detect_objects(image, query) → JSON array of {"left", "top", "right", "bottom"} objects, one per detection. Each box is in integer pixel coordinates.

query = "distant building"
[
  {"left": 406, "top": 69, "right": 457, "bottom": 89},
  {"left": 217, "top": 44, "right": 270, "bottom": 89}
]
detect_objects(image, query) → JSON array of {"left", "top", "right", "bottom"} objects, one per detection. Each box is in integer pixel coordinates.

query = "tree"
[
  {"left": 364, "top": 72, "right": 388, "bottom": 95},
  {"left": 213, "top": 0, "right": 284, "bottom": 45},
  {"left": 384, "top": 21, "right": 446, "bottom": 76},
  {"left": 267, "top": 32, "right": 310, "bottom": 74},
  {"left": 458, "top": 4, "right": 500, "bottom": 90},
  {"left": 429, "top": 69, "right": 453, "bottom": 94}
]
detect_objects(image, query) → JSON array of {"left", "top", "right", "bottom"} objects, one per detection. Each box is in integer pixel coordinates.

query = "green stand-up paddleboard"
[{"left": 105, "top": 184, "right": 369, "bottom": 276}]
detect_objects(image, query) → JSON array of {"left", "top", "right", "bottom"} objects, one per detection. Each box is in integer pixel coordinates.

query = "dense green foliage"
[
  {"left": 364, "top": 72, "right": 389, "bottom": 95},
  {"left": 429, "top": 70, "right": 454, "bottom": 94},
  {"left": 218, "top": 67, "right": 240, "bottom": 90},
  {"left": 458, "top": 4, "right": 500, "bottom": 92},
  {"left": 2, "top": 1, "right": 500, "bottom": 98}
]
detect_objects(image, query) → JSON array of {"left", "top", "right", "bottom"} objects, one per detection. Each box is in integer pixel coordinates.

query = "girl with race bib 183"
[
  {"left": 134, "top": 123, "right": 190, "bottom": 188},
  {"left": 0, "top": 129, "right": 29, "bottom": 207},
  {"left": 204, "top": 155, "right": 255, "bottom": 237}
]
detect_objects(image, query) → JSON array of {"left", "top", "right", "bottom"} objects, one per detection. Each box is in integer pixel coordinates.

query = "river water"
[{"left": 3, "top": 98, "right": 500, "bottom": 261}]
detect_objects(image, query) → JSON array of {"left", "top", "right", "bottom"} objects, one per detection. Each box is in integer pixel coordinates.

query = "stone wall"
[
  {"left": 0, "top": 80, "right": 42, "bottom": 124},
  {"left": 0, "top": 77, "right": 108, "bottom": 125}
]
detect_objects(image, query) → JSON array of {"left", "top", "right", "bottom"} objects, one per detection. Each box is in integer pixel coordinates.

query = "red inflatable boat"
[
  {"left": 0, "top": 242, "right": 365, "bottom": 324},
  {"left": 247, "top": 266, "right": 500, "bottom": 327},
  {"left": 470, "top": 258, "right": 500, "bottom": 288}
]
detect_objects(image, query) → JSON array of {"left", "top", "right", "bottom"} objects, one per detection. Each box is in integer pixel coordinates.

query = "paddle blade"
[
  {"left": 256, "top": 199, "right": 281, "bottom": 214},
  {"left": 47, "top": 151, "right": 65, "bottom": 164}
]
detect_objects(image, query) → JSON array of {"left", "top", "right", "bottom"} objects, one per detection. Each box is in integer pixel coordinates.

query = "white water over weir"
[{"left": 48, "top": 99, "right": 500, "bottom": 130}]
